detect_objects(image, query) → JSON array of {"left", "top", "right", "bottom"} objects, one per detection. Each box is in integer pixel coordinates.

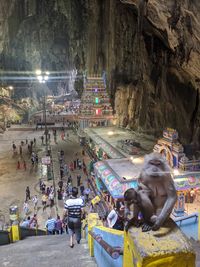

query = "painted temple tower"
[{"left": 78, "top": 77, "right": 113, "bottom": 129}]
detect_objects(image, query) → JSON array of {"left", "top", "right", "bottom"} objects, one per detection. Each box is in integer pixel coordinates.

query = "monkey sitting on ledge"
[{"left": 124, "top": 152, "right": 177, "bottom": 232}]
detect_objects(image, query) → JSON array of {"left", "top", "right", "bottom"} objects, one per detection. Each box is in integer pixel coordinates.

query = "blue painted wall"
[
  {"left": 93, "top": 227, "right": 123, "bottom": 267},
  {"left": 176, "top": 217, "right": 198, "bottom": 240}
]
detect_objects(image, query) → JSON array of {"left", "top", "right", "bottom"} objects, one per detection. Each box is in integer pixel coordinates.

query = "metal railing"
[
  {"left": 174, "top": 212, "right": 198, "bottom": 226},
  {"left": 89, "top": 231, "right": 123, "bottom": 259}
]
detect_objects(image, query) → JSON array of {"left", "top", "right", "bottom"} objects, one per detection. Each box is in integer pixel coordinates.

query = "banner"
[{"left": 91, "top": 195, "right": 101, "bottom": 205}]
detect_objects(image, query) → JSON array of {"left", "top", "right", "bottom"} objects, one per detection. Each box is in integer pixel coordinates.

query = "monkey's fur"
[{"left": 124, "top": 152, "right": 177, "bottom": 232}]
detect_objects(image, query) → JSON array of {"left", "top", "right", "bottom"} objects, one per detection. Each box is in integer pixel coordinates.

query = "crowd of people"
[
  {"left": 16, "top": 127, "right": 92, "bottom": 248},
  {"left": 12, "top": 125, "right": 126, "bottom": 249}
]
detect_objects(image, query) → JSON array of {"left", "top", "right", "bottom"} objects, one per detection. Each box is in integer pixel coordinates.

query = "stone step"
[{"left": 0, "top": 235, "right": 97, "bottom": 267}]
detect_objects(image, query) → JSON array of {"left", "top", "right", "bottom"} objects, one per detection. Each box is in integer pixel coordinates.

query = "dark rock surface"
[{"left": 0, "top": 0, "right": 199, "bottom": 146}]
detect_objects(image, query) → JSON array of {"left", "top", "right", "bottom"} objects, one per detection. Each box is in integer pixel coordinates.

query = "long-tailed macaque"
[{"left": 124, "top": 152, "right": 177, "bottom": 231}]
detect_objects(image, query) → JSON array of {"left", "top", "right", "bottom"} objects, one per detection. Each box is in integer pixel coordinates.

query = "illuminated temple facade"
[{"left": 78, "top": 77, "right": 113, "bottom": 129}]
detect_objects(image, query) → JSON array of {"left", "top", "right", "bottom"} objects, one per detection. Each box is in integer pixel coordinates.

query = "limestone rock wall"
[
  {"left": 115, "top": 0, "right": 200, "bottom": 146},
  {"left": 0, "top": 0, "right": 199, "bottom": 146}
]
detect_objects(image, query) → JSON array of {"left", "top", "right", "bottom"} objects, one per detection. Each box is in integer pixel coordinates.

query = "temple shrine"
[
  {"left": 154, "top": 128, "right": 200, "bottom": 216},
  {"left": 153, "top": 128, "right": 200, "bottom": 171},
  {"left": 78, "top": 77, "right": 113, "bottom": 129}
]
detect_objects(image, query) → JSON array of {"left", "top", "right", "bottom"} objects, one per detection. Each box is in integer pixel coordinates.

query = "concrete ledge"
[{"left": 124, "top": 219, "right": 196, "bottom": 267}]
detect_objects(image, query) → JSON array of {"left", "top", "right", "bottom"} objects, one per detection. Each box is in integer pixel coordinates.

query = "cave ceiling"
[{"left": 0, "top": 0, "right": 199, "bottom": 146}]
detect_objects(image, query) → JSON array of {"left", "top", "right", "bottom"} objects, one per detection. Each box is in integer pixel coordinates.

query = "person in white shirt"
[
  {"left": 107, "top": 209, "right": 118, "bottom": 228},
  {"left": 32, "top": 195, "right": 38, "bottom": 211},
  {"left": 63, "top": 187, "right": 84, "bottom": 248},
  {"left": 107, "top": 203, "right": 124, "bottom": 231},
  {"left": 23, "top": 201, "right": 29, "bottom": 215}
]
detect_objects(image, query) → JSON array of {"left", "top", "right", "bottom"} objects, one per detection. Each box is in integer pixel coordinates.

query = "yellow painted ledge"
[
  {"left": 124, "top": 219, "right": 196, "bottom": 267},
  {"left": 88, "top": 213, "right": 103, "bottom": 257},
  {"left": 11, "top": 225, "right": 20, "bottom": 242},
  {"left": 95, "top": 226, "right": 124, "bottom": 236}
]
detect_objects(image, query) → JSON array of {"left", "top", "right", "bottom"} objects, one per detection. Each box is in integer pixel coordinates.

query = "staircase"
[{"left": 0, "top": 235, "right": 97, "bottom": 267}]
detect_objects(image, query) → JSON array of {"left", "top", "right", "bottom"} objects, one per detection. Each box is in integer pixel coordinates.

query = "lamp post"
[
  {"left": 35, "top": 70, "right": 58, "bottom": 215},
  {"left": 35, "top": 70, "right": 49, "bottom": 151}
]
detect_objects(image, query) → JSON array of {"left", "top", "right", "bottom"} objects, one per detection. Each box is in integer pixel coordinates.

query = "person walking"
[
  {"left": 17, "top": 161, "right": 21, "bottom": 170},
  {"left": 80, "top": 183, "right": 85, "bottom": 196},
  {"left": 84, "top": 187, "right": 90, "bottom": 203},
  {"left": 23, "top": 201, "right": 29, "bottom": 215},
  {"left": 26, "top": 186, "right": 31, "bottom": 201},
  {"left": 64, "top": 163, "right": 68, "bottom": 176},
  {"left": 82, "top": 161, "right": 88, "bottom": 176},
  {"left": 69, "top": 162, "right": 74, "bottom": 171},
  {"left": 27, "top": 144, "right": 31, "bottom": 154},
  {"left": 60, "top": 166, "right": 64, "bottom": 179},
  {"left": 41, "top": 182, "right": 46, "bottom": 194},
  {"left": 31, "top": 156, "right": 35, "bottom": 166},
  {"left": 73, "top": 159, "right": 76, "bottom": 170},
  {"left": 30, "top": 140, "right": 34, "bottom": 149},
  {"left": 19, "top": 145, "right": 22, "bottom": 156},
  {"left": 32, "top": 195, "right": 38, "bottom": 211},
  {"left": 45, "top": 216, "right": 56, "bottom": 235},
  {"left": 61, "top": 132, "right": 65, "bottom": 141},
  {"left": 12, "top": 142, "right": 17, "bottom": 154},
  {"left": 63, "top": 187, "right": 84, "bottom": 248},
  {"left": 49, "top": 192, "right": 54, "bottom": 207},
  {"left": 23, "top": 160, "right": 27, "bottom": 171},
  {"left": 29, "top": 214, "right": 38, "bottom": 228},
  {"left": 58, "top": 180, "right": 63, "bottom": 190},
  {"left": 67, "top": 175, "right": 72, "bottom": 184},
  {"left": 77, "top": 159, "right": 82, "bottom": 170},
  {"left": 55, "top": 215, "right": 63, "bottom": 234},
  {"left": 57, "top": 188, "right": 63, "bottom": 200},
  {"left": 77, "top": 175, "right": 81, "bottom": 187},
  {"left": 35, "top": 154, "right": 39, "bottom": 164},
  {"left": 41, "top": 135, "right": 44, "bottom": 145},
  {"left": 42, "top": 194, "right": 48, "bottom": 212}
]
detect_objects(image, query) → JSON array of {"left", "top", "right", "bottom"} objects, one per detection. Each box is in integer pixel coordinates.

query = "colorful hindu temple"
[
  {"left": 78, "top": 77, "right": 113, "bottom": 129},
  {"left": 93, "top": 158, "right": 141, "bottom": 202},
  {"left": 154, "top": 128, "right": 200, "bottom": 216},
  {"left": 91, "top": 128, "right": 200, "bottom": 218}
]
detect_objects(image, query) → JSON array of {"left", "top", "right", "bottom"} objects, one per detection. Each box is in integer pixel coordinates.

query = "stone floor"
[
  {"left": 0, "top": 235, "right": 97, "bottom": 267},
  {"left": 0, "top": 126, "right": 90, "bottom": 229}
]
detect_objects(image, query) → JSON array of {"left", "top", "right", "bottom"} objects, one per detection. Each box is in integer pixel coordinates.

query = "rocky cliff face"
[
  {"left": 0, "top": 0, "right": 199, "bottom": 146},
  {"left": 116, "top": 0, "right": 200, "bottom": 147}
]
